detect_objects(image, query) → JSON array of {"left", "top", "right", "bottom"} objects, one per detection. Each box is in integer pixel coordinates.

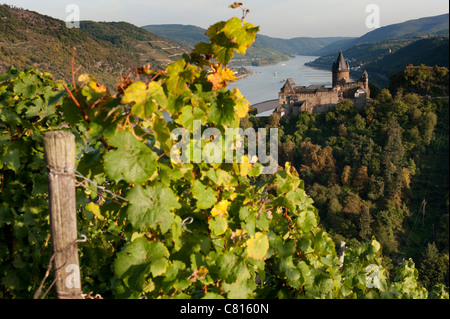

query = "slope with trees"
[{"left": 261, "top": 66, "right": 449, "bottom": 292}]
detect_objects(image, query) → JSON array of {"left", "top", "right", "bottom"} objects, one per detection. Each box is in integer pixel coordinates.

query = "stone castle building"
[{"left": 274, "top": 51, "right": 370, "bottom": 118}]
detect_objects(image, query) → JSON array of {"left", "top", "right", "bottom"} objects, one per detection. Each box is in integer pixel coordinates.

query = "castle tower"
[
  {"left": 332, "top": 51, "right": 350, "bottom": 87},
  {"left": 360, "top": 70, "right": 369, "bottom": 92}
]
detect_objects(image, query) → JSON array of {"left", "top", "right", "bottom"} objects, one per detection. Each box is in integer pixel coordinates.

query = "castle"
[{"left": 273, "top": 51, "right": 370, "bottom": 118}]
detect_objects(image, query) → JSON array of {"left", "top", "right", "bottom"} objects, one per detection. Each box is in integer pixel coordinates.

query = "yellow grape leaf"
[
  {"left": 88, "top": 80, "right": 107, "bottom": 93},
  {"left": 240, "top": 155, "right": 252, "bottom": 176},
  {"left": 232, "top": 87, "right": 249, "bottom": 118},
  {"left": 207, "top": 65, "right": 236, "bottom": 90},
  {"left": 246, "top": 232, "right": 269, "bottom": 260},
  {"left": 198, "top": 265, "right": 209, "bottom": 278},
  {"left": 210, "top": 199, "right": 230, "bottom": 218},
  {"left": 78, "top": 73, "right": 91, "bottom": 84},
  {"left": 86, "top": 202, "right": 104, "bottom": 220}
]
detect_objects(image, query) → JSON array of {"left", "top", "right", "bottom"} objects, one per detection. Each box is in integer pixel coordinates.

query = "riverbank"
[{"left": 231, "top": 67, "right": 254, "bottom": 80}]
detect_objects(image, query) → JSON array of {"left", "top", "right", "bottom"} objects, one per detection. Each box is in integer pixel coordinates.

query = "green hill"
[
  {"left": 350, "top": 13, "right": 449, "bottom": 47},
  {"left": 0, "top": 4, "right": 190, "bottom": 88},
  {"left": 255, "top": 34, "right": 355, "bottom": 56},
  {"left": 141, "top": 24, "right": 208, "bottom": 47}
]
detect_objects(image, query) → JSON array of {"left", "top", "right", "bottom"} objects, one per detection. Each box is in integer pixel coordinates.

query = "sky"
[{"left": 2, "top": 0, "right": 449, "bottom": 38}]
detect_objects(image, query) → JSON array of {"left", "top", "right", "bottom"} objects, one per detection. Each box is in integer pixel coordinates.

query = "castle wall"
[{"left": 279, "top": 90, "right": 340, "bottom": 108}]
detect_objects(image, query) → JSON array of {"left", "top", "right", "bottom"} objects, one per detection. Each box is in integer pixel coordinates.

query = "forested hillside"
[
  {"left": 0, "top": 4, "right": 189, "bottom": 88},
  {"left": 348, "top": 13, "right": 449, "bottom": 47},
  {"left": 245, "top": 65, "right": 449, "bottom": 291}
]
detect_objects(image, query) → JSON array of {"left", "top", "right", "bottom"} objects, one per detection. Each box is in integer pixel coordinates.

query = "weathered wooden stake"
[
  {"left": 44, "top": 131, "right": 82, "bottom": 299},
  {"left": 339, "top": 241, "right": 346, "bottom": 271}
]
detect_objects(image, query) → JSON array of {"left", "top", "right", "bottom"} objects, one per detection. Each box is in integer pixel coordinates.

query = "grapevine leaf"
[
  {"left": 207, "top": 90, "right": 236, "bottom": 126},
  {"left": 122, "top": 81, "right": 166, "bottom": 118},
  {"left": 114, "top": 238, "right": 170, "bottom": 291},
  {"left": 217, "top": 252, "right": 250, "bottom": 282},
  {"left": 122, "top": 81, "right": 147, "bottom": 111},
  {"left": 211, "top": 200, "right": 230, "bottom": 218},
  {"left": 232, "top": 87, "right": 249, "bottom": 118},
  {"left": 275, "top": 238, "right": 296, "bottom": 258},
  {"left": 222, "top": 280, "right": 255, "bottom": 299},
  {"left": 192, "top": 180, "right": 217, "bottom": 209},
  {"left": 202, "top": 292, "right": 225, "bottom": 299},
  {"left": 2, "top": 146, "right": 20, "bottom": 172},
  {"left": 104, "top": 131, "right": 158, "bottom": 184},
  {"left": 296, "top": 210, "right": 318, "bottom": 233},
  {"left": 152, "top": 115, "right": 173, "bottom": 155},
  {"left": 126, "top": 183, "right": 181, "bottom": 233},
  {"left": 246, "top": 232, "right": 269, "bottom": 260},
  {"left": 114, "top": 238, "right": 151, "bottom": 291},
  {"left": 208, "top": 216, "right": 228, "bottom": 236}
]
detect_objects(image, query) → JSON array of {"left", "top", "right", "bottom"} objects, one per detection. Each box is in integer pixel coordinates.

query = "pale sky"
[{"left": 2, "top": 0, "right": 449, "bottom": 38}]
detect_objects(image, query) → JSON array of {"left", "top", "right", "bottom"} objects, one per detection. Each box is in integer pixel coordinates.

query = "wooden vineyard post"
[{"left": 43, "top": 131, "right": 82, "bottom": 299}]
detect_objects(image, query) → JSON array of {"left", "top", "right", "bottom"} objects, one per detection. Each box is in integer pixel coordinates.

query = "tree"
[
  {"left": 279, "top": 139, "right": 296, "bottom": 167},
  {"left": 420, "top": 111, "right": 437, "bottom": 145},
  {"left": 383, "top": 120, "right": 404, "bottom": 168},
  {"left": 359, "top": 204, "right": 373, "bottom": 241},
  {"left": 266, "top": 112, "right": 280, "bottom": 128},
  {"left": 352, "top": 165, "right": 370, "bottom": 191},
  {"left": 299, "top": 141, "right": 336, "bottom": 176},
  {"left": 377, "top": 88, "right": 393, "bottom": 104},
  {"left": 418, "top": 243, "right": 449, "bottom": 291},
  {"left": 341, "top": 165, "right": 352, "bottom": 185}
]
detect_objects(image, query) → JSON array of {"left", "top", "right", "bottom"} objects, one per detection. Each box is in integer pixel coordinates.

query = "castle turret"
[
  {"left": 360, "top": 70, "right": 369, "bottom": 93},
  {"left": 332, "top": 51, "right": 350, "bottom": 87}
]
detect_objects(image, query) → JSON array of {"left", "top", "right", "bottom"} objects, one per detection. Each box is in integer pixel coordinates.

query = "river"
[{"left": 228, "top": 55, "right": 332, "bottom": 116}]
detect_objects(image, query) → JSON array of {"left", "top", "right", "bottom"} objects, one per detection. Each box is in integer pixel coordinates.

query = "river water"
[{"left": 228, "top": 55, "right": 332, "bottom": 116}]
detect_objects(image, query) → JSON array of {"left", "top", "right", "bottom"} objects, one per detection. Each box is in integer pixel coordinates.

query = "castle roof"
[
  {"left": 332, "top": 51, "right": 350, "bottom": 72},
  {"left": 281, "top": 78, "right": 296, "bottom": 93}
]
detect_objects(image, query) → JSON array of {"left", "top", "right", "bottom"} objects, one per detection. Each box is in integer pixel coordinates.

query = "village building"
[{"left": 273, "top": 51, "right": 370, "bottom": 118}]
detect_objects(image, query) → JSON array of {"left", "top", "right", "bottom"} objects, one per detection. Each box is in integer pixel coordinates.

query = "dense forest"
[{"left": 242, "top": 65, "right": 449, "bottom": 290}]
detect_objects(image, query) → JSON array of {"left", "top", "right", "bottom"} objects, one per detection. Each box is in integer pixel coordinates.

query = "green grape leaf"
[
  {"left": 222, "top": 280, "right": 255, "bottom": 299},
  {"left": 192, "top": 180, "right": 217, "bottom": 209},
  {"left": 208, "top": 216, "right": 228, "bottom": 236},
  {"left": 207, "top": 90, "right": 236, "bottom": 126},
  {"left": 114, "top": 238, "right": 151, "bottom": 291},
  {"left": 275, "top": 238, "right": 296, "bottom": 258},
  {"left": 152, "top": 115, "right": 172, "bottom": 155},
  {"left": 126, "top": 183, "right": 181, "bottom": 233},
  {"left": 104, "top": 131, "right": 158, "bottom": 184},
  {"left": 2, "top": 146, "right": 20, "bottom": 172},
  {"left": 296, "top": 210, "right": 318, "bottom": 233},
  {"left": 280, "top": 256, "right": 302, "bottom": 289},
  {"left": 114, "top": 238, "right": 170, "bottom": 291}
]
